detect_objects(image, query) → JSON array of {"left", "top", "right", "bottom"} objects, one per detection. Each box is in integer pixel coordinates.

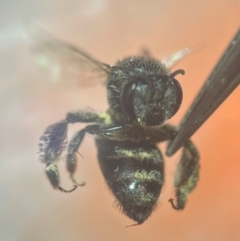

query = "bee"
[{"left": 36, "top": 33, "right": 199, "bottom": 225}]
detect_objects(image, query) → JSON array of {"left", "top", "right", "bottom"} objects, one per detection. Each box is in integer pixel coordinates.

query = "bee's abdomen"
[{"left": 95, "top": 138, "right": 164, "bottom": 224}]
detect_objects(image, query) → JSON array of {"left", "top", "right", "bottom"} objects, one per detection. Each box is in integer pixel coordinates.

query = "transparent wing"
[
  {"left": 28, "top": 27, "right": 110, "bottom": 87},
  {"left": 162, "top": 48, "right": 191, "bottom": 69}
]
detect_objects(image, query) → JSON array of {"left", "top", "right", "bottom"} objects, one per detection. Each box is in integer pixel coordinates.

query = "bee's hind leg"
[
  {"left": 162, "top": 125, "right": 200, "bottom": 210},
  {"left": 38, "top": 120, "right": 77, "bottom": 192},
  {"left": 169, "top": 138, "right": 200, "bottom": 210}
]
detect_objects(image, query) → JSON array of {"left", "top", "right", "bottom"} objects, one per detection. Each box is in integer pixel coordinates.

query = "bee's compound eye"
[{"left": 170, "top": 78, "right": 183, "bottom": 117}]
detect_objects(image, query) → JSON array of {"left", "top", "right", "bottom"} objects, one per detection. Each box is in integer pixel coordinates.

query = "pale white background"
[{"left": 0, "top": 0, "right": 240, "bottom": 240}]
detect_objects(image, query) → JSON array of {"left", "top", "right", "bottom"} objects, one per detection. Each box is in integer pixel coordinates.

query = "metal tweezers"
[{"left": 166, "top": 28, "right": 240, "bottom": 156}]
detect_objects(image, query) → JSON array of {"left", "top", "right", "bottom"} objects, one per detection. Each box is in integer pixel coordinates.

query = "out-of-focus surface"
[{"left": 0, "top": 0, "right": 240, "bottom": 240}]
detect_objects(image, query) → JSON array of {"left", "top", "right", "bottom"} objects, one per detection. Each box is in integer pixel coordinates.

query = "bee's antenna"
[{"left": 170, "top": 69, "right": 185, "bottom": 79}]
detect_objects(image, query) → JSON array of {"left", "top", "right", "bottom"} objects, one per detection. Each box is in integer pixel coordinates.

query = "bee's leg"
[
  {"left": 38, "top": 120, "right": 77, "bottom": 192},
  {"left": 66, "top": 109, "right": 111, "bottom": 125},
  {"left": 66, "top": 124, "right": 101, "bottom": 186},
  {"left": 162, "top": 125, "right": 200, "bottom": 210},
  {"left": 168, "top": 139, "right": 199, "bottom": 210},
  {"left": 99, "top": 124, "right": 171, "bottom": 143},
  {"left": 38, "top": 109, "right": 110, "bottom": 192},
  {"left": 45, "top": 163, "right": 77, "bottom": 193}
]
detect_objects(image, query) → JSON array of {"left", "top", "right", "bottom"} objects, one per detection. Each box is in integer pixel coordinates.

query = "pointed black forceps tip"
[{"left": 166, "top": 28, "right": 240, "bottom": 156}]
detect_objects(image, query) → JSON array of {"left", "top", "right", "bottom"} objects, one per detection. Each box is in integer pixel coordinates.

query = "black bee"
[{"left": 36, "top": 34, "right": 199, "bottom": 225}]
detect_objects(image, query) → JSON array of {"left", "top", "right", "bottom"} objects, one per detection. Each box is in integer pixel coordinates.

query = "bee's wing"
[
  {"left": 161, "top": 48, "right": 190, "bottom": 69},
  {"left": 166, "top": 28, "right": 240, "bottom": 156},
  {"left": 29, "top": 29, "right": 110, "bottom": 87}
]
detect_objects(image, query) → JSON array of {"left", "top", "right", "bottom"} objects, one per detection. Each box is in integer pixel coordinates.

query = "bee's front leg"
[
  {"left": 99, "top": 124, "right": 150, "bottom": 142},
  {"left": 66, "top": 125, "right": 101, "bottom": 186}
]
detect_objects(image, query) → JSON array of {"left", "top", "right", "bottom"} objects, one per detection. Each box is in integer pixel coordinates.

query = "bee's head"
[{"left": 121, "top": 69, "right": 183, "bottom": 126}]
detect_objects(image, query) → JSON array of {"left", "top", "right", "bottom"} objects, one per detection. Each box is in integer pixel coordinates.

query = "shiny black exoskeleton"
[{"left": 37, "top": 38, "right": 199, "bottom": 225}]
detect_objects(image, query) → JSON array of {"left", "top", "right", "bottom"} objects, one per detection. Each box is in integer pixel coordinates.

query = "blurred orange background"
[{"left": 0, "top": 0, "right": 240, "bottom": 240}]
